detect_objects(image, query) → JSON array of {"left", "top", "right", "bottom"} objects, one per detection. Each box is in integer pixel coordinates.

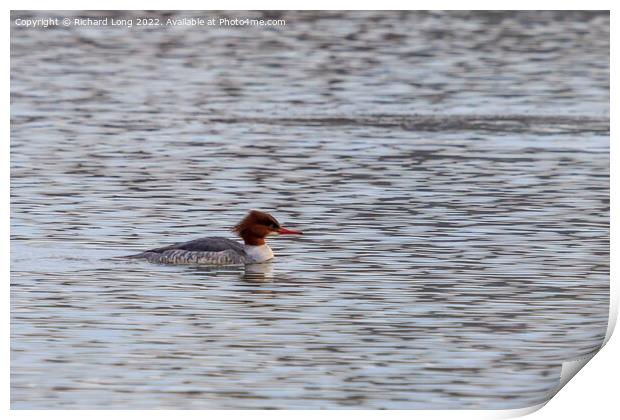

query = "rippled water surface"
[{"left": 11, "top": 11, "right": 609, "bottom": 409}]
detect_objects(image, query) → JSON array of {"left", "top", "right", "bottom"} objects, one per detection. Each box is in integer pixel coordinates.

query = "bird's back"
[{"left": 126, "top": 236, "right": 250, "bottom": 265}]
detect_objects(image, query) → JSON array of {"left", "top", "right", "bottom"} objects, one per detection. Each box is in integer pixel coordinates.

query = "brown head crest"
[{"left": 232, "top": 210, "right": 281, "bottom": 246}]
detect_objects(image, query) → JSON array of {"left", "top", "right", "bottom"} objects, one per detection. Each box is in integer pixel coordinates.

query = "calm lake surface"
[{"left": 11, "top": 11, "right": 609, "bottom": 409}]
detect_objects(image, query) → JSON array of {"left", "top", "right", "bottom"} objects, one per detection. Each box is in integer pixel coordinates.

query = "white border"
[
  {"left": 4, "top": 1, "right": 617, "bottom": 419},
  {"left": 0, "top": 1, "right": 616, "bottom": 10},
  {"left": 1, "top": 0, "right": 618, "bottom": 10}
]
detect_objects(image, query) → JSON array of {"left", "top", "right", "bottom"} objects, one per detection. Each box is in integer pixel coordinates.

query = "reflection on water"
[
  {"left": 242, "top": 263, "right": 275, "bottom": 282},
  {"left": 11, "top": 11, "right": 609, "bottom": 409}
]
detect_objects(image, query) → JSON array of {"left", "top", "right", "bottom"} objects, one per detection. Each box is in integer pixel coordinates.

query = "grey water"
[{"left": 11, "top": 11, "right": 609, "bottom": 409}]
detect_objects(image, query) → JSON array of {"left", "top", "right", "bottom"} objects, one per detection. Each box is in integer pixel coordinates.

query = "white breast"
[{"left": 244, "top": 244, "right": 274, "bottom": 263}]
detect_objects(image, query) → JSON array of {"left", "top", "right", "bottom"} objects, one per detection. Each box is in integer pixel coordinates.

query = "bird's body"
[
  {"left": 129, "top": 237, "right": 272, "bottom": 265},
  {"left": 126, "top": 210, "right": 301, "bottom": 265}
]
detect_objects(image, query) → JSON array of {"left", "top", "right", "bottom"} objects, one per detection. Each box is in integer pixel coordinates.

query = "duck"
[{"left": 126, "top": 210, "right": 302, "bottom": 265}]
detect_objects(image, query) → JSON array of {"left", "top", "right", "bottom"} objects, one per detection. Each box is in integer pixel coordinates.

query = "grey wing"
[{"left": 147, "top": 237, "right": 245, "bottom": 254}]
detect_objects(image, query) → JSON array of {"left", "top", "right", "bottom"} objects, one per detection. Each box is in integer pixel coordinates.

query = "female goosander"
[{"left": 127, "top": 210, "right": 302, "bottom": 265}]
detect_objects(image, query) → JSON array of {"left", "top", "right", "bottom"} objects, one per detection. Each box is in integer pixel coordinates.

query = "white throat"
[{"left": 244, "top": 244, "right": 274, "bottom": 263}]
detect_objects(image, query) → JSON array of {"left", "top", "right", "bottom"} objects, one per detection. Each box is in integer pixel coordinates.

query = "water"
[{"left": 11, "top": 11, "right": 609, "bottom": 409}]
